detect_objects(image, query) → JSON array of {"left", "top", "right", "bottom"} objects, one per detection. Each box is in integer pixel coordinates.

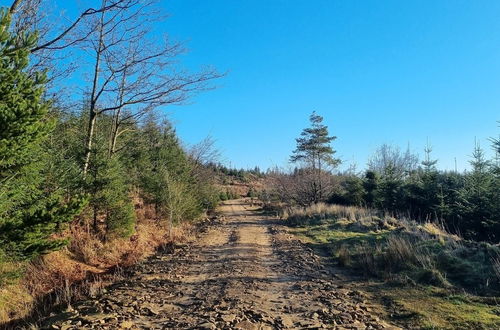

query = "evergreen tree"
[
  {"left": 219, "top": 191, "right": 228, "bottom": 201},
  {"left": 139, "top": 119, "right": 202, "bottom": 236},
  {"left": 456, "top": 143, "right": 494, "bottom": 241},
  {"left": 85, "top": 113, "right": 136, "bottom": 240},
  {"left": 420, "top": 175, "right": 440, "bottom": 219},
  {"left": 407, "top": 143, "right": 440, "bottom": 220},
  {"left": 363, "top": 170, "right": 379, "bottom": 207},
  {"left": 0, "top": 10, "right": 83, "bottom": 259},
  {"left": 377, "top": 163, "right": 404, "bottom": 213},
  {"left": 435, "top": 171, "right": 464, "bottom": 228},
  {"left": 489, "top": 134, "right": 500, "bottom": 241},
  {"left": 329, "top": 176, "right": 365, "bottom": 206},
  {"left": 247, "top": 187, "right": 256, "bottom": 198},
  {"left": 290, "top": 111, "right": 340, "bottom": 203},
  {"left": 421, "top": 141, "right": 438, "bottom": 171}
]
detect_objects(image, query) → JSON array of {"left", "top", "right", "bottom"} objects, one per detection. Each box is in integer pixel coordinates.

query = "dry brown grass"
[
  {"left": 357, "top": 243, "right": 377, "bottom": 275},
  {"left": 285, "top": 203, "right": 461, "bottom": 242},
  {"left": 0, "top": 282, "right": 33, "bottom": 324},
  {"left": 284, "top": 202, "right": 377, "bottom": 222},
  {"left": 288, "top": 202, "right": 500, "bottom": 293},
  {"left": 0, "top": 197, "right": 196, "bottom": 325},
  {"left": 337, "top": 244, "right": 351, "bottom": 266},
  {"left": 384, "top": 235, "right": 418, "bottom": 269}
]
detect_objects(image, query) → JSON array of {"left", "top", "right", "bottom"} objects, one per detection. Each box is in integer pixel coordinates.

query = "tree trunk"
[
  {"left": 83, "top": 2, "right": 106, "bottom": 175},
  {"left": 318, "top": 155, "right": 322, "bottom": 202},
  {"left": 9, "top": 0, "right": 23, "bottom": 14},
  {"left": 83, "top": 108, "right": 97, "bottom": 174},
  {"left": 167, "top": 177, "right": 174, "bottom": 242},
  {"left": 169, "top": 207, "right": 173, "bottom": 242},
  {"left": 109, "top": 70, "right": 127, "bottom": 156}
]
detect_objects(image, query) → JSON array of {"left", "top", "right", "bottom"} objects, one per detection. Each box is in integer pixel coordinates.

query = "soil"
[{"left": 39, "top": 199, "right": 400, "bottom": 329}]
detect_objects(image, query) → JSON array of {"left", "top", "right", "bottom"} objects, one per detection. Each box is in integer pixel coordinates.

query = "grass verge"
[{"left": 286, "top": 203, "right": 500, "bottom": 329}]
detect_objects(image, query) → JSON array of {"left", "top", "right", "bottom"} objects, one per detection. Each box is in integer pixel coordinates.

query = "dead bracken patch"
[{"left": 0, "top": 199, "right": 197, "bottom": 326}]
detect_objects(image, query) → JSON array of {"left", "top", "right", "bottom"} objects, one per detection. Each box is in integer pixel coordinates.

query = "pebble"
[{"left": 36, "top": 202, "right": 399, "bottom": 330}]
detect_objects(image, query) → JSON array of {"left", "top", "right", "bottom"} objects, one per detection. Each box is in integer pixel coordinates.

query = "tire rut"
[{"left": 39, "top": 200, "right": 399, "bottom": 330}]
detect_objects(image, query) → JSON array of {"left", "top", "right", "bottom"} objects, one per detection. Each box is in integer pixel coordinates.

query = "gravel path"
[{"left": 40, "top": 199, "right": 399, "bottom": 329}]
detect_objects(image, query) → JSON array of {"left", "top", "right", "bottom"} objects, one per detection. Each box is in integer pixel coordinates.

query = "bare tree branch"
[
  {"left": 31, "top": 0, "right": 139, "bottom": 52},
  {"left": 9, "top": 0, "right": 23, "bottom": 14}
]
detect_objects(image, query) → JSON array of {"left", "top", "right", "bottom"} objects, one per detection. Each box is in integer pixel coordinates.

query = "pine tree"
[
  {"left": 342, "top": 176, "right": 364, "bottom": 206},
  {"left": 378, "top": 163, "right": 403, "bottom": 212},
  {"left": 0, "top": 10, "right": 84, "bottom": 260},
  {"left": 421, "top": 141, "right": 438, "bottom": 172},
  {"left": 84, "top": 113, "right": 136, "bottom": 240},
  {"left": 247, "top": 187, "right": 257, "bottom": 198},
  {"left": 290, "top": 111, "right": 340, "bottom": 203},
  {"left": 489, "top": 133, "right": 500, "bottom": 242}
]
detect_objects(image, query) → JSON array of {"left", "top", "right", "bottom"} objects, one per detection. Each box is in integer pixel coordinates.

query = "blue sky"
[
  {"left": 12, "top": 0, "right": 500, "bottom": 171},
  {"left": 160, "top": 0, "right": 499, "bottom": 171}
]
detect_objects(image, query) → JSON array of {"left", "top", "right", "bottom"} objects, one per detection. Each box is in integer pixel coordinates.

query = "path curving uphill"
[{"left": 40, "top": 199, "right": 399, "bottom": 329}]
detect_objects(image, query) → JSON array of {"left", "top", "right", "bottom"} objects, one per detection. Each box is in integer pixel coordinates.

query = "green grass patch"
[
  {"left": 291, "top": 219, "right": 390, "bottom": 244},
  {"left": 286, "top": 211, "right": 500, "bottom": 329},
  {"left": 373, "top": 285, "right": 500, "bottom": 329}
]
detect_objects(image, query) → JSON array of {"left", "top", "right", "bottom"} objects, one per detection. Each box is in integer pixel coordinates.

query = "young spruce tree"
[
  {"left": 0, "top": 10, "right": 84, "bottom": 260},
  {"left": 457, "top": 143, "right": 496, "bottom": 241},
  {"left": 139, "top": 118, "right": 200, "bottom": 239}
]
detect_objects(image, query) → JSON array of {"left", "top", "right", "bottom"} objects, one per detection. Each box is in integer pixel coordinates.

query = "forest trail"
[{"left": 40, "top": 200, "right": 399, "bottom": 329}]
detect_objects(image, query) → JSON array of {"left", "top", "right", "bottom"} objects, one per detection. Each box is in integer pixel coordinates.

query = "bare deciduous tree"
[
  {"left": 368, "top": 144, "right": 419, "bottom": 179},
  {"left": 7, "top": 0, "right": 223, "bottom": 175},
  {"left": 9, "top": 0, "right": 22, "bottom": 13},
  {"left": 269, "top": 167, "right": 337, "bottom": 207},
  {"left": 8, "top": 0, "right": 150, "bottom": 96},
  {"left": 9, "top": 0, "right": 140, "bottom": 52},
  {"left": 187, "top": 136, "right": 221, "bottom": 205},
  {"left": 188, "top": 136, "right": 221, "bottom": 168},
  {"left": 79, "top": 0, "right": 222, "bottom": 173}
]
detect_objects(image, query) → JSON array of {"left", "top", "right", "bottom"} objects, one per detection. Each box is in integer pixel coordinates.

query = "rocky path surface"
[{"left": 41, "top": 200, "right": 399, "bottom": 329}]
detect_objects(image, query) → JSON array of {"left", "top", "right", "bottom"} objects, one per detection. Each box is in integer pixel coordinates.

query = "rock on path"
[{"left": 40, "top": 200, "right": 399, "bottom": 329}]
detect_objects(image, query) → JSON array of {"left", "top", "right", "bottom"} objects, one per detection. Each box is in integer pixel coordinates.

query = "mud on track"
[{"left": 39, "top": 199, "right": 399, "bottom": 329}]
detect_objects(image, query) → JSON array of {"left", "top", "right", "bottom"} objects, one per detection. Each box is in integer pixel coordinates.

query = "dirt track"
[{"left": 40, "top": 200, "right": 399, "bottom": 329}]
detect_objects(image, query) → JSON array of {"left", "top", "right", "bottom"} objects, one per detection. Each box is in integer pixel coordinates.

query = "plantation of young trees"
[
  {"left": 0, "top": 1, "right": 221, "bottom": 269},
  {"left": 331, "top": 141, "right": 500, "bottom": 243},
  {"left": 272, "top": 112, "right": 500, "bottom": 243}
]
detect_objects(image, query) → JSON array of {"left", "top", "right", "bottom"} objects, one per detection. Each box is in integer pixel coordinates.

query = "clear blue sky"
[
  {"left": 16, "top": 0, "right": 500, "bottom": 171},
  {"left": 160, "top": 0, "right": 499, "bottom": 172}
]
